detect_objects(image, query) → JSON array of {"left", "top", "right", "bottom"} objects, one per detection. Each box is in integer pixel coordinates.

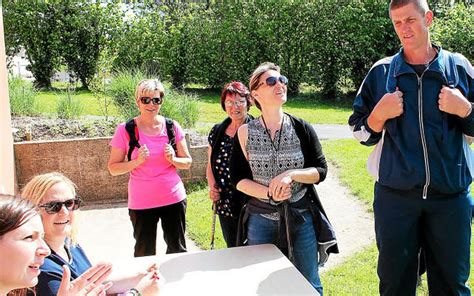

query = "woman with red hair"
[{"left": 206, "top": 81, "right": 253, "bottom": 247}]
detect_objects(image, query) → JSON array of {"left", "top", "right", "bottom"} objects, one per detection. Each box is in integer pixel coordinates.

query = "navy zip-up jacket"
[{"left": 349, "top": 46, "right": 474, "bottom": 199}]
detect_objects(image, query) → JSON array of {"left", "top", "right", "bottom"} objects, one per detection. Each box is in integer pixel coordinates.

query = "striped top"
[{"left": 247, "top": 115, "right": 307, "bottom": 205}]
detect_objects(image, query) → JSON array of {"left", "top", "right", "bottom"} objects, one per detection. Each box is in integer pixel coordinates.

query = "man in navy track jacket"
[{"left": 349, "top": 0, "right": 474, "bottom": 295}]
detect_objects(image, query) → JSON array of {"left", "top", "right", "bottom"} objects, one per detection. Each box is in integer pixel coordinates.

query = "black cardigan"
[
  {"left": 210, "top": 115, "right": 253, "bottom": 183},
  {"left": 209, "top": 115, "right": 253, "bottom": 211},
  {"left": 230, "top": 113, "right": 339, "bottom": 260}
]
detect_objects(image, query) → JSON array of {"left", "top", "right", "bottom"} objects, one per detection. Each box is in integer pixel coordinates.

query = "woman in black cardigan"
[
  {"left": 230, "top": 62, "right": 337, "bottom": 295},
  {"left": 206, "top": 81, "right": 252, "bottom": 248}
]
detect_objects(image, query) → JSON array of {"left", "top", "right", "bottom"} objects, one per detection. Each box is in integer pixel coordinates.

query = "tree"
[
  {"left": 4, "top": 2, "right": 61, "bottom": 88},
  {"left": 59, "top": 2, "right": 115, "bottom": 89}
]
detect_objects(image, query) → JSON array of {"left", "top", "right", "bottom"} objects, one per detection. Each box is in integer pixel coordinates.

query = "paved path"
[
  {"left": 317, "top": 163, "right": 375, "bottom": 271},
  {"left": 78, "top": 204, "right": 200, "bottom": 263},
  {"left": 78, "top": 124, "right": 375, "bottom": 272},
  {"left": 313, "top": 124, "right": 353, "bottom": 140}
]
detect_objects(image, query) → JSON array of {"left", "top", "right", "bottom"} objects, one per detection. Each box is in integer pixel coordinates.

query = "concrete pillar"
[{"left": 0, "top": 7, "right": 16, "bottom": 194}]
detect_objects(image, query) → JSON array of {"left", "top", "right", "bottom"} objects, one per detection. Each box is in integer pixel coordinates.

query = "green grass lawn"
[
  {"left": 36, "top": 89, "right": 120, "bottom": 117},
  {"left": 320, "top": 139, "right": 474, "bottom": 294},
  {"left": 35, "top": 88, "right": 352, "bottom": 124},
  {"left": 322, "top": 139, "right": 374, "bottom": 209},
  {"left": 185, "top": 182, "right": 227, "bottom": 250},
  {"left": 189, "top": 88, "right": 352, "bottom": 125}
]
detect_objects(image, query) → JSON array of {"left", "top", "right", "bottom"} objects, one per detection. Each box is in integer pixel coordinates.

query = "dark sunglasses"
[
  {"left": 140, "top": 96, "right": 162, "bottom": 105},
  {"left": 39, "top": 198, "right": 82, "bottom": 214},
  {"left": 265, "top": 75, "right": 288, "bottom": 86}
]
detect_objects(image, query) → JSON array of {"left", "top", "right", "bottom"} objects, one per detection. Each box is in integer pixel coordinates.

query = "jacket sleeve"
[
  {"left": 456, "top": 55, "right": 474, "bottom": 136},
  {"left": 348, "top": 67, "right": 384, "bottom": 146},
  {"left": 230, "top": 131, "right": 253, "bottom": 187}
]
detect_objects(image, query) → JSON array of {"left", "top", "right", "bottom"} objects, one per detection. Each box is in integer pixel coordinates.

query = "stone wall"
[{"left": 14, "top": 137, "right": 207, "bottom": 203}]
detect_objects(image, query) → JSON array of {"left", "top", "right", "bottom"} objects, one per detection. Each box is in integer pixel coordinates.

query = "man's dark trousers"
[{"left": 374, "top": 183, "right": 471, "bottom": 296}]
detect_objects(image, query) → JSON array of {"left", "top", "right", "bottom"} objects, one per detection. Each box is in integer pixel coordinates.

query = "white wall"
[{"left": 0, "top": 7, "right": 16, "bottom": 194}]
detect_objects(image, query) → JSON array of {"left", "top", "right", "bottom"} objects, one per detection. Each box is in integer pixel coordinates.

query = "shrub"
[
  {"left": 56, "top": 91, "right": 83, "bottom": 119},
  {"left": 108, "top": 69, "right": 198, "bottom": 126},
  {"left": 108, "top": 69, "right": 148, "bottom": 120},
  {"left": 432, "top": 4, "right": 474, "bottom": 61},
  {"left": 160, "top": 90, "right": 199, "bottom": 128},
  {"left": 8, "top": 76, "right": 38, "bottom": 116}
]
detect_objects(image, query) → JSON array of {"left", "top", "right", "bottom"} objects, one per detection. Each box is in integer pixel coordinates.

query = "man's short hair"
[{"left": 389, "top": 0, "right": 430, "bottom": 16}]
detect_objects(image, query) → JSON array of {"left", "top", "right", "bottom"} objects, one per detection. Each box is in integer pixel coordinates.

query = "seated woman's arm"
[{"left": 106, "top": 263, "right": 158, "bottom": 294}]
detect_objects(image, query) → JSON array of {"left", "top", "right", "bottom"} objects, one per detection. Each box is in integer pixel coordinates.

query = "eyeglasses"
[
  {"left": 39, "top": 198, "right": 82, "bottom": 214},
  {"left": 224, "top": 100, "right": 247, "bottom": 108},
  {"left": 140, "top": 96, "right": 162, "bottom": 105}
]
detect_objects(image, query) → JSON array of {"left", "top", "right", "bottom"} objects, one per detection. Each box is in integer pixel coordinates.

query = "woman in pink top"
[{"left": 108, "top": 79, "right": 192, "bottom": 257}]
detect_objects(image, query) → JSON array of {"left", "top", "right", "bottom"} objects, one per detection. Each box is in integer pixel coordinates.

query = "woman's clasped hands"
[{"left": 268, "top": 171, "right": 293, "bottom": 202}]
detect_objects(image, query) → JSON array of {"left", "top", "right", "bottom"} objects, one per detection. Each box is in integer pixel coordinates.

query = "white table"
[{"left": 118, "top": 244, "right": 319, "bottom": 296}]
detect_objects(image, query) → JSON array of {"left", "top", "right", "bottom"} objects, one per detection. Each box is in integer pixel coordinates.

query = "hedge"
[{"left": 5, "top": 1, "right": 472, "bottom": 97}]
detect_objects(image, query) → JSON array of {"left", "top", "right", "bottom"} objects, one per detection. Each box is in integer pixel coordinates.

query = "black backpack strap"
[
  {"left": 165, "top": 117, "right": 177, "bottom": 153},
  {"left": 125, "top": 118, "right": 140, "bottom": 161}
]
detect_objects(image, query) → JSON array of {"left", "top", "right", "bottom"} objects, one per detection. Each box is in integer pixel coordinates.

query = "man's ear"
[{"left": 425, "top": 10, "right": 433, "bottom": 27}]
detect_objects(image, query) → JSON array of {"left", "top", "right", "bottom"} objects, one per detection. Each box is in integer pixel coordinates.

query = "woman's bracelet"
[{"left": 127, "top": 288, "right": 141, "bottom": 296}]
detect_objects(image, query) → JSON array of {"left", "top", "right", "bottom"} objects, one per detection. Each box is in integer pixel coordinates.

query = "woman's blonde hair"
[
  {"left": 248, "top": 62, "right": 280, "bottom": 110},
  {"left": 135, "top": 79, "right": 165, "bottom": 102},
  {"left": 21, "top": 172, "right": 79, "bottom": 245}
]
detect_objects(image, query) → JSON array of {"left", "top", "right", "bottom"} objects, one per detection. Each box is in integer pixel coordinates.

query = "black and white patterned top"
[
  {"left": 247, "top": 115, "right": 307, "bottom": 205},
  {"left": 208, "top": 126, "right": 244, "bottom": 218}
]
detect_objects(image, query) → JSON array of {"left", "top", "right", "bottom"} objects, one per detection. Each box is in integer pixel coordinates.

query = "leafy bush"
[
  {"left": 108, "top": 69, "right": 148, "bottom": 119},
  {"left": 56, "top": 91, "right": 83, "bottom": 119},
  {"left": 89, "top": 49, "right": 115, "bottom": 121},
  {"left": 108, "top": 69, "right": 198, "bottom": 126},
  {"left": 160, "top": 90, "right": 199, "bottom": 128},
  {"left": 8, "top": 76, "right": 38, "bottom": 116},
  {"left": 6, "top": 1, "right": 469, "bottom": 99},
  {"left": 432, "top": 3, "right": 474, "bottom": 61}
]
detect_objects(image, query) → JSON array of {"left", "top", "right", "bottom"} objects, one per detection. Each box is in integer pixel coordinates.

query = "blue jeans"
[{"left": 247, "top": 211, "right": 322, "bottom": 295}]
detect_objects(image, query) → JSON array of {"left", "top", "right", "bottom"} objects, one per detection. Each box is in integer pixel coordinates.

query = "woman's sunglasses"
[
  {"left": 140, "top": 96, "right": 162, "bottom": 105},
  {"left": 39, "top": 198, "right": 82, "bottom": 214},
  {"left": 258, "top": 75, "right": 289, "bottom": 89}
]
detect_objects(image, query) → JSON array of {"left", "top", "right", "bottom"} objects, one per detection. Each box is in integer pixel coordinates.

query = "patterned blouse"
[
  {"left": 208, "top": 126, "right": 244, "bottom": 218},
  {"left": 247, "top": 114, "right": 307, "bottom": 205}
]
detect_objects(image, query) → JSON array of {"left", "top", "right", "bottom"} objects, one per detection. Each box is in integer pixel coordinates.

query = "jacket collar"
[{"left": 391, "top": 44, "right": 445, "bottom": 78}]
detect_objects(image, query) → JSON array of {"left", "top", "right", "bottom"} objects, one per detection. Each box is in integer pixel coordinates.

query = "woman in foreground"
[
  {"left": 0, "top": 194, "right": 112, "bottom": 296},
  {"left": 21, "top": 173, "right": 160, "bottom": 295}
]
